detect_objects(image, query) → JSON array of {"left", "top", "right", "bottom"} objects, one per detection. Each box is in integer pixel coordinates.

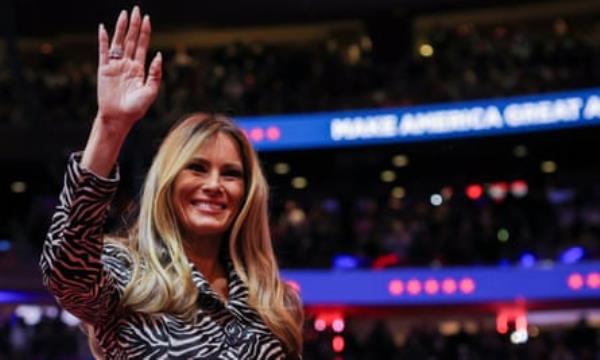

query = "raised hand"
[
  {"left": 97, "top": 6, "right": 162, "bottom": 127},
  {"left": 82, "top": 7, "right": 162, "bottom": 177}
]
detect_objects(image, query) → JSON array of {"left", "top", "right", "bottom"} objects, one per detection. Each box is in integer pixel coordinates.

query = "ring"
[{"left": 108, "top": 47, "right": 124, "bottom": 60}]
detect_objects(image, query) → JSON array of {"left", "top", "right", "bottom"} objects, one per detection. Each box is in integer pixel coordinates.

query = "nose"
[{"left": 202, "top": 170, "right": 223, "bottom": 194}]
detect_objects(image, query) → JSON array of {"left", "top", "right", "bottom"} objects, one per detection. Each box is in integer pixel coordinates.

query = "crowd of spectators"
[
  {"left": 0, "top": 308, "right": 597, "bottom": 359},
  {"left": 1, "top": 15, "right": 600, "bottom": 271},
  {"left": 0, "top": 15, "right": 598, "bottom": 125},
  {"left": 0, "top": 10, "right": 599, "bottom": 360},
  {"left": 0, "top": 313, "right": 89, "bottom": 360},
  {"left": 271, "top": 179, "right": 600, "bottom": 269},
  {"left": 304, "top": 317, "right": 599, "bottom": 360}
]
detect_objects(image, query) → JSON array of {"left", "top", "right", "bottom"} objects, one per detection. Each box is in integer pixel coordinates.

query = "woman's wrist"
[
  {"left": 95, "top": 111, "right": 137, "bottom": 134},
  {"left": 81, "top": 114, "right": 132, "bottom": 177}
]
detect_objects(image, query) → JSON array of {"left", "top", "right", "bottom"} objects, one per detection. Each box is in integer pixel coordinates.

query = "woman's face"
[{"left": 173, "top": 132, "right": 245, "bottom": 241}]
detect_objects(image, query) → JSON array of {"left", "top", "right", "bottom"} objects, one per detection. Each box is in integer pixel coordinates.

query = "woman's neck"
[{"left": 182, "top": 234, "right": 224, "bottom": 283}]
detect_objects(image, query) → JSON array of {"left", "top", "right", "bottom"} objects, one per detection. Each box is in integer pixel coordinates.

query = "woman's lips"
[{"left": 191, "top": 200, "right": 226, "bottom": 213}]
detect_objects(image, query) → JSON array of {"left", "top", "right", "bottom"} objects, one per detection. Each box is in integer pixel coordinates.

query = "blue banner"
[
  {"left": 236, "top": 87, "right": 600, "bottom": 151},
  {"left": 4, "top": 263, "right": 599, "bottom": 306},
  {"left": 281, "top": 262, "right": 600, "bottom": 306}
]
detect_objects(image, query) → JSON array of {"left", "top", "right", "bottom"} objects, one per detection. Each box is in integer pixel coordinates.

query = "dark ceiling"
[{"left": 5, "top": 0, "right": 555, "bottom": 36}]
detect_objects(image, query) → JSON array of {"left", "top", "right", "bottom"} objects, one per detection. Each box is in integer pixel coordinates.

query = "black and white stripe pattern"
[{"left": 40, "top": 153, "right": 288, "bottom": 359}]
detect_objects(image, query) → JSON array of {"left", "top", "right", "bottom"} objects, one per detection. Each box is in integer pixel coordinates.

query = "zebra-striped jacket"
[{"left": 40, "top": 153, "right": 288, "bottom": 359}]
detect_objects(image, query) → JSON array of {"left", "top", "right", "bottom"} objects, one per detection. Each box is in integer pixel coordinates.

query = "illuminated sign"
[
  {"left": 7, "top": 264, "right": 600, "bottom": 306},
  {"left": 281, "top": 262, "right": 600, "bottom": 305},
  {"left": 236, "top": 88, "right": 600, "bottom": 151}
]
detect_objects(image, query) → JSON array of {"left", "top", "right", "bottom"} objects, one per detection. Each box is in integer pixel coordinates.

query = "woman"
[{"left": 39, "top": 7, "right": 303, "bottom": 359}]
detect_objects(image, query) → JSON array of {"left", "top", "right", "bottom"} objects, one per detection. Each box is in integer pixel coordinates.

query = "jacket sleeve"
[{"left": 40, "top": 153, "right": 130, "bottom": 326}]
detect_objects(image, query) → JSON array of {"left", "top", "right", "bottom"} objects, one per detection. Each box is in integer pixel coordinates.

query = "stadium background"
[{"left": 0, "top": 0, "right": 599, "bottom": 358}]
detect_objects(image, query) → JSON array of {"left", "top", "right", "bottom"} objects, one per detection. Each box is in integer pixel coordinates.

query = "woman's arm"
[
  {"left": 39, "top": 6, "right": 161, "bottom": 325},
  {"left": 82, "top": 6, "right": 161, "bottom": 176}
]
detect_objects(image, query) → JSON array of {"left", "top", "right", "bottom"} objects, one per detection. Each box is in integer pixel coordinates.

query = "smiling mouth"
[{"left": 191, "top": 200, "right": 226, "bottom": 212}]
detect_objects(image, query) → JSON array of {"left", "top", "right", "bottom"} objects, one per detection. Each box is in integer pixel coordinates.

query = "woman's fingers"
[
  {"left": 110, "top": 10, "right": 128, "bottom": 50},
  {"left": 144, "top": 52, "right": 163, "bottom": 95},
  {"left": 124, "top": 6, "right": 142, "bottom": 58},
  {"left": 98, "top": 23, "right": 109, "bottom": 66},
  {"left": 134, "top": 15, "right": 151, "bottom": 64}
]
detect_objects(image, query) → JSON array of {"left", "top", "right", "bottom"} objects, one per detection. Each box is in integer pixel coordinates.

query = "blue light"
[
  {"left": 519, "top": 252, "right": 537, "bottom": 268},
  {"left": 333, "top": 254, "right": 359, "bottom": 270},
  {"left": 560, "top": 246, "right": 585, "bottom": 264},
  {"left": 0, "top": 291, "right": 41, "bottom": 303},
  {"left": 237, "top": 87, "right": 600, "bottom": 152},
  {"left": 0, "top": 240, "right": 11, "bottom": 252}
]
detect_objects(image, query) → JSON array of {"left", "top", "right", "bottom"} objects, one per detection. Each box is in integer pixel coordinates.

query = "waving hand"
[
  {"left": 82, "top": 7, "right": 162, "bottom": 177},
  {"left": 97, "top": 6, "right": 162, "bottom": 126}
]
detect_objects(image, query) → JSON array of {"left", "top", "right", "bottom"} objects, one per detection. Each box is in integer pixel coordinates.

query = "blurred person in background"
[{"left": 39, "top": 7, "right": 303, "bottom": 359}]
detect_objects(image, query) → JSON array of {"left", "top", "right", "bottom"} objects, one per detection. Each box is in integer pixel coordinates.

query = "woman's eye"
[
  {"left": 187, "top": 163, "right": 206, "bottom": 173},
  {"left": 223, "top": 169, "right": 243, "bottom": 178}
]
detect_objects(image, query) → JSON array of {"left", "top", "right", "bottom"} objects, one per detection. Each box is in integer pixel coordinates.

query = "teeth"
[{"left": 193, "top": 201, "right": 225, "bottom": 211}]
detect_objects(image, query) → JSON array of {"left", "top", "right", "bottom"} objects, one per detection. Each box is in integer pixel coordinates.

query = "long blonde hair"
[{"left": 110, "top": 113, "right": 303, "bottom": 355}]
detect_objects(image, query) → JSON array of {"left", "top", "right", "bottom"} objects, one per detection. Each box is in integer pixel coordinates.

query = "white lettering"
[
  {"left": 583, "top": 95, "right": 600, "bottom": 120},
  {"left": 504, "top": 98, "right": 582, "bottom": 127},
  {"left": 330, "top": 114, "right": 398, "bottom": 141},
  {"left": 398, "top": 106, "right": 503, "bottom": 136}
]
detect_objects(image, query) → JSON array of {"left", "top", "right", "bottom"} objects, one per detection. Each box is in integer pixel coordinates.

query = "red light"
[
  {"left": 388, "top": 279, "right": 404, "bottom": 296},
  {"left": 424, "top": 279, "right": 439, "bottom": 295},
  {"left": 496, "top": 312, "right": 508, "bottom": 334},
  {"left": 286, "top": 280, "right": 301, "bottom": 293},
  {"left": 568, "top": 273, "right": 584, "bottom": 290},
  {"left": 250, "top": 128, "right": 264, "bottom": 142},
  {"left": 466, "top": 184, "right": 483, "bottom": 200},
  {"left": 407, "top": 279, "right": 422, "bottom": 295},
  {"left": 373, "top": 253, "right": 400, "bottom": 270},
  {"left": 587, "top": 272, "right": 600, "bottom": 289},
  {"left": 510, "top": 180, "right": 528, "bottom": 198},
  {"left": 266, "top": 126, "right": 281, "bottom": 141},
  {"left": 314, "top": 318, "right": 326, "bottom": 332},
  {"left": 459, "top": 277, "right": 476, "bottom": 294},
  {"left": 332, "top": 336, "right": 345, "bottom": 353},
  {"left": 496, "top": 307, "right": 527, "bottom": 334},
  {"left": 442, "top": 278, "right": 457, "bottom": 294},
  {"left": 332, "top": 318, "right": 345, "bottom": 333}
]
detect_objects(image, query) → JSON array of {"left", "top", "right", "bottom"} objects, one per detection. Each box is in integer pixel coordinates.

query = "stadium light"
[
  {"left": 424, "top": 279, "right": 440, "bottom": 295},
  {"left": 466, "top": 184, "right": 483, "bottom": 200},
  {"left": 314, "top": 318, "right": 327, "bottom": 332},
  {"left": 388, "top": 279, "right": 404, "bottom": 296},
  {"left": 510, "top": 180, "right": 528, "bottom": 198},
  {"left": 332, "top": 318, "right": 345, "bottom": 333},
  {"left": 374, "top": 253, "right": 399, "bottom": 270},
  {"left": 560, "top": 246, "right": 585, "bottom": 264},
  {"left": 332, "top": 336, "right": 345, "bottom": 353},
  {"left": 407, "top": 279, "right": 422, "bottom": 295},
  {"left": 459, "top": 277, "right": 476, "bottom": 294},
  {"left": 0, "top": 240, "right": 11, "bottom": 252},
  {"left": 430, "top": 194, "right": 443, "bottom": 206},
  {"left": 441, "top": 278, "right": 457, "bottom": 294},
  {"left": 567, "top": 273, "right": 584, "bottom": 290},
  {"left": 488, "top": 182, "right": 509, "bottom": 202},
  {"left": 587, "top": 272, "right": 600, "bottom": 289},
  {"left": 333, "top": 254, "right": 359, "bottom": 270},
  {"left": 519, "top": 252, "right": 537, "bottom": 268}
]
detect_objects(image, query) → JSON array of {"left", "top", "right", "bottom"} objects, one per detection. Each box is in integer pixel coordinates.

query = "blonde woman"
[{"left": 40, "top": 7, "right": 303, "bottom": 359}]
